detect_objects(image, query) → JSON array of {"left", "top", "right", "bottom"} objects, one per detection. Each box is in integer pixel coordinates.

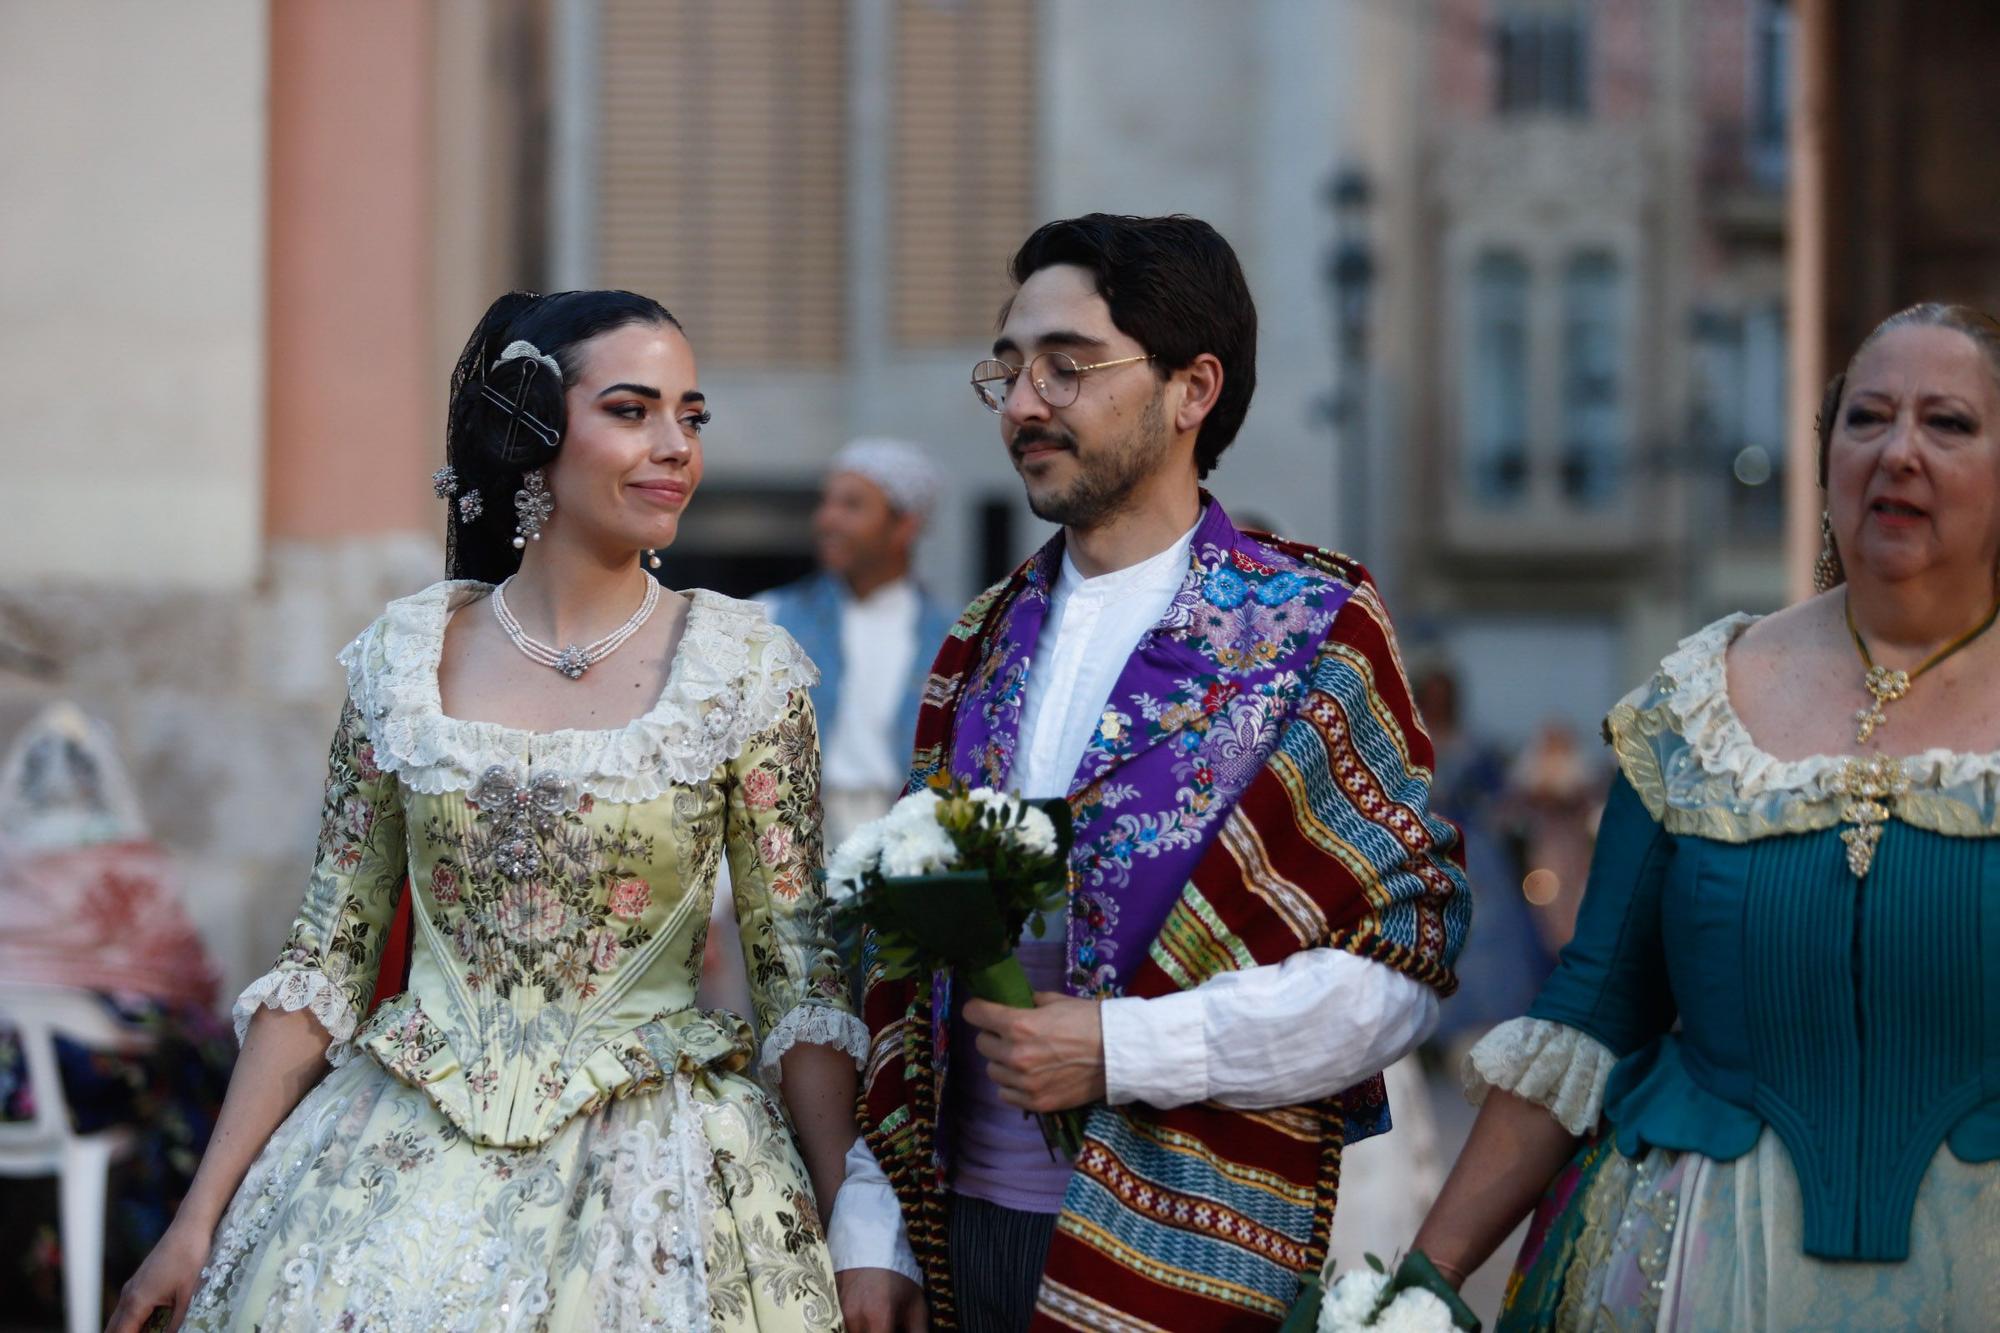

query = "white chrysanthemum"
[
  {"left": 1318, "top": 1270, "right": 1390, "bottom": 1331},
  {"left": 883, "top": 788, "right": 943, "bottom": 834},
  {"left": 879, "top": 816, "right": 959, "bottom": 877},
  {"left": 824, "top": 818, "right": 888, "bottom": 902},
  {"left": 1011, "top": 805, "right": 1059, "bottom": 856},
  {"left": 1370, "top": 1287, "right": 1455, "bottom": 1333}
]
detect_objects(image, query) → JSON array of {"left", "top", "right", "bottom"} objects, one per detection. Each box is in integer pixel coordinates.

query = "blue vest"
[{"left": 761, "top": 572, "right": 955, "bottom": 778}]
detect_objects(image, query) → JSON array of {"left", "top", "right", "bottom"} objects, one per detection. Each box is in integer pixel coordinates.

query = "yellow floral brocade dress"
[{"left": 186, "top": 583, "right": 866, "bottom": 1332}]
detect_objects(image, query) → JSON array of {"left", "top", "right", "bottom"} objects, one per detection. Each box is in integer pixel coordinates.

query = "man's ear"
[{"left": 1173, "top": 353, "right": 1225, "bottom": 436}]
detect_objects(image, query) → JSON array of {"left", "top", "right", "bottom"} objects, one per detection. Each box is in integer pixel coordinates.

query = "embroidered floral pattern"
[
  {"left": 208, "top": 598, "right": 862, "bottom": 1330},
  {"left": 420, "top": 778, "right": 660, "bottom": 1008},
  {"left": 184, "top": 1058, "right": 838, "bottom": 1332},
  {"left": 948, "top": 505, "right": 1352, "bottom": 994}
]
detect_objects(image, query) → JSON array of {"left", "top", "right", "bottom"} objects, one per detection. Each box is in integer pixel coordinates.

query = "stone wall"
[{"left": 0, "top": 536, "right": 439, "bottom": 998}]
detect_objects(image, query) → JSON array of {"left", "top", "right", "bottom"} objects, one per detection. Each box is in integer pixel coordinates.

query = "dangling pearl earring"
[{"left": 645, "top": 550, "right": 662, "bottom": 570}]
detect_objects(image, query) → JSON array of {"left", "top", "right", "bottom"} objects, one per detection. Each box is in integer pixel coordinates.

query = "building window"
[
  {"left": 1748, "top": 0, "right": 1793, "bottom": 186},
  {"left": 891, "top": 0, "right": 1037, "bottom": 346},
  {"left": 1494, "top": 6, "right": 1590, "bottom": 116},
  {"left": 595, "top": 0, "right": 849, "bottom": 368},
  {"left": 1467, "top": 250, "right": 1531, "bottom": 505},
  {"left": 1559, "top": 250, "right": 1625, "bottom": 505},
  {"left": 1692, "top": 302, "right": 1787, "bottom": 537}
]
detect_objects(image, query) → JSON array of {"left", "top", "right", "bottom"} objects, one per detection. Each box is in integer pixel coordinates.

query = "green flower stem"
[
  {"left": 958, "top": 955, "right": 1088, "bottom": 1158},
  {"left": 959, "top": 955, "right": 1038, "bottom": 1008}
]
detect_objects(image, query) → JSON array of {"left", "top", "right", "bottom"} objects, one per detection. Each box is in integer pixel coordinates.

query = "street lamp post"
[{"left": 1325, "top": 165, "right": 1377, "bottom": 559}]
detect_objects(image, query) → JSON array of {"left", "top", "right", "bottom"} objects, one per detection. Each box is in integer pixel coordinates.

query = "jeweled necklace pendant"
[
  {"left": 1853, "top": 665, "right": 1910, "bottom": 744},
  {"left": 491, "top": 574, "right": 662, "bottom": 681},
  {"left": 1844, "top": 593, "right": 2000, "bottom": 744}
]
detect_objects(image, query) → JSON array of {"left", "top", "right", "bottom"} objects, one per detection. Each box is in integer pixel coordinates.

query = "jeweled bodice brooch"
[
  {"left": 1830, "top": 753, "right": 1910, "bottom": 879},
  {"left": 470, "top": 765, "right": 576, "bottom": 880}
]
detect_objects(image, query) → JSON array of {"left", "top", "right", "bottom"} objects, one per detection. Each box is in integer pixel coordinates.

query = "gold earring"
[{"left": 1813, "top": 510, "right": 1844, "bottom": 592}]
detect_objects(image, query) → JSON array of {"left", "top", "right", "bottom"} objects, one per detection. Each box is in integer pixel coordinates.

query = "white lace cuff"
[
  {"left": 232, "top": 968, "right": 362, "bottom": 1067},
  {"left": 1461, "top": 1016, "right": 1616, "bottom": 1136},
  {"left": 758, "top": 1003, "right": 870, "bottom": 1084}
]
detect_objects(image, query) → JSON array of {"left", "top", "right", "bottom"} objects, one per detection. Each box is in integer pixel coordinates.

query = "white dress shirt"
[
  {"left": 821, "top": 577, "right": 920, "bottom": 793},
  {"left": 825, "top": 523, "right": 1439, "bottom": 1276}
]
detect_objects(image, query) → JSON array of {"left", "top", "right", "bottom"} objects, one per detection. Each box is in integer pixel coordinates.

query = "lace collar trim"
[
  {"left": 338, "top": 580, "right": 815, "bottom": 801},
  {"left": 1640, "top": 612, "right": 2000, "bottom": 798}
]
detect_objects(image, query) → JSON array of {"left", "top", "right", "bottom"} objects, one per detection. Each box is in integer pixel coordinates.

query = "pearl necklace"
[{"left": 492, "top": 575, "right": 661, "bottom": 680}]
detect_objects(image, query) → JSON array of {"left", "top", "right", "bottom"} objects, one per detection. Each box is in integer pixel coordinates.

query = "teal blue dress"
[{"left": 1466, "top": 614, "right": 2000, "bottom": 1330}]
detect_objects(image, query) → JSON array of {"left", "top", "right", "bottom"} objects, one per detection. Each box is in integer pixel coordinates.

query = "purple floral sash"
[{"left": 945, "top": 500, "right": 1354, "bottom": 996}]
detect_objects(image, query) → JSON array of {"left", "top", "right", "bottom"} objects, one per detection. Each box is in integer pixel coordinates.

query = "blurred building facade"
[
  {"left": 1336, "top": 0, "right": 1795, "bottom": 747},
  {"left": 0, "top": 0, "right": 1375, "bottom": 988},
  {"left": 1783, "top": 0, "right": 2000, "bottom": 592},
  {"left": 45, "top": 0, "right": 2000, "bottom": 987}
]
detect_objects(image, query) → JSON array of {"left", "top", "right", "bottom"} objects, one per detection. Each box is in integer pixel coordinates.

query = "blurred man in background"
[
  {"left": 762, "top": 438, "right": 957, "bottom": 844},
  {"left": 700, "top": 440, "right": 956, "bottom": 1019}
]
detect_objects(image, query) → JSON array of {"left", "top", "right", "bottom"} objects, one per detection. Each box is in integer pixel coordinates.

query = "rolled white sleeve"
[
  {"left": 826, "top": 1136, "right": 922, "bottom": 1282},
  {"left": 1099, "top": 949, "right": 1437, "bottom": 1110}
]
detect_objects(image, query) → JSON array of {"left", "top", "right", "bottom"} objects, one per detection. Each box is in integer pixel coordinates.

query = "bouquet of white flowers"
[
  {"left": 826, "top": 781, "right": 1081, "bottom": 1153},
  {"left": 1278, "top": 1252, "right": 1480, "bottom": 1333}
]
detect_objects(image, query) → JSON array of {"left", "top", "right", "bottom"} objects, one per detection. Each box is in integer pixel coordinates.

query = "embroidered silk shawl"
[{"left": 860, "top": 500, "right": 1470, "bottom": 1331}]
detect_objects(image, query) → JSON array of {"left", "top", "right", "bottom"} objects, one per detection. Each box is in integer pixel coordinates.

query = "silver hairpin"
[
  {"left": 457, "top": 489, "right": 484, "bottom": 523},
  {"left": 493, "top": 340, "right": 562, "bottom": 378},
  {"left": 431, "top": 464, "right": 458, "bottom": 499}
]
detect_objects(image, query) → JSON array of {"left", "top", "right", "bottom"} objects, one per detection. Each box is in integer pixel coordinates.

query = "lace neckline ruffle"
[
  {"left": 339, "top": 581, "right": 815, "bottom": 802},
  {"left": 1645, "top": 612, "right": 2000, "bottom": 799}
]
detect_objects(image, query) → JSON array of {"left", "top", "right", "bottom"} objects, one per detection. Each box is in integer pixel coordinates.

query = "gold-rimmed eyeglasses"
[{"left": 970, "top": 352, "right": 1154, "bottom": 412}]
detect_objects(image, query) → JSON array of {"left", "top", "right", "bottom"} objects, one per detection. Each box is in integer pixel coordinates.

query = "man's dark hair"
[{"left": 1009, "top": 213, "right": 1257, "bottom": 479}]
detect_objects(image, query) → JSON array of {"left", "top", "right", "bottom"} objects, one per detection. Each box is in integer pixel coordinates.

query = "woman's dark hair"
[
  {"left": 1816, "top": 301, "right": 2000, "bottom": 486},
  {"left": 444, "top": 290, "right": 681, "bottom": 582},
  {"left": 1008, "top": 214, "right": 1257, "bottom": 479}
]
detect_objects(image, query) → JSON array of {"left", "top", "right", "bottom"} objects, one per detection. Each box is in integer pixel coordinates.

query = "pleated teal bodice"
[{"left": 1527, "top": 613, "right": 2000, "bottom": 1261}]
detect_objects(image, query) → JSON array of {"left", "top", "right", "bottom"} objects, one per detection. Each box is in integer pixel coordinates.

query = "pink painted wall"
[{"left": 264, "top": 0, "right": 437, "bottom": 540}]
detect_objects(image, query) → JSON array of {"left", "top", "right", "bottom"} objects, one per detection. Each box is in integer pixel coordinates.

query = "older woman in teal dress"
[
  {"left": 1406, "top": 304, "right": 2000, "bottom": 1330},
  {"left": 110, "top": 292, "right": 871, "bottom": 1332}
]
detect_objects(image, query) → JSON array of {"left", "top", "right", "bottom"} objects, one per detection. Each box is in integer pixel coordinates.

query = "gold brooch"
[{"left": 1830, "top": 754, "right": 1908, "bottom": 878}]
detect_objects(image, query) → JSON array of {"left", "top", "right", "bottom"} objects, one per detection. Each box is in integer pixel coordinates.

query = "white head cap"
[{"left": 829, "top": 437, "right": 944, "bottom": 522}]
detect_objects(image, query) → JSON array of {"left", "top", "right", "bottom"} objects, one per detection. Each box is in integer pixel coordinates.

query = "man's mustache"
[{"left": 1010, "top": 426, "right": 1077, "bottom": 459}]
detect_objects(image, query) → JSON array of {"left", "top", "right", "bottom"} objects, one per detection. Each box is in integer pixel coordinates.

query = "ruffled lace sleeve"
[
  {"left": 1461, "top": 1016, "right": 1617, "bottom": 1136},
  {"left": 716, "top": 655, "right": 868, "bottom": 1084},
  {"left": 233, "top": 696, "right": 408, "bottom": 1066},
  {"left": 760, "top": 1002, "right": 870, "bottom": 1082}
]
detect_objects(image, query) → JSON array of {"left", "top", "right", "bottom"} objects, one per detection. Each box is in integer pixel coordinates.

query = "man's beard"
[{"left": 1018, "top": 388, "right": 1170, "bottom": 529}]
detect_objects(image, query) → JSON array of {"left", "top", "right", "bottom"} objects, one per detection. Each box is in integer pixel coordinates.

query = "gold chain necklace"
[
  {"left": 1845, "top": 595, "right": 2000, "bottom": 744},
  {"left": 1836, "top": 593, "right": 2000, "bottom": 877}
]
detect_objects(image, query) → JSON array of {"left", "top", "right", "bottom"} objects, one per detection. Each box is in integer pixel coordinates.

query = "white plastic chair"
[{"left": 0, "top": 982, "right": 149, "bottom": 1333}]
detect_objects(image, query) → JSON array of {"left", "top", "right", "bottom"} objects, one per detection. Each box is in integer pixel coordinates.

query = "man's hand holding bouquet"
[{"left": 826, "top": 781, "right": 1083, "bottom": 1155}]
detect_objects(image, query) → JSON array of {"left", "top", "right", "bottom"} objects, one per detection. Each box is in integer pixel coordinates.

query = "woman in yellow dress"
[{"left": 109, "top": 291, "right": 868, "bottom": 1331}]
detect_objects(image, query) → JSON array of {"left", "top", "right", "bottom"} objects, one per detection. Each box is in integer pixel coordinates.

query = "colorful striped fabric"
[{"left": 861, "top": 506, "right": 1470, "bottom": 1331}]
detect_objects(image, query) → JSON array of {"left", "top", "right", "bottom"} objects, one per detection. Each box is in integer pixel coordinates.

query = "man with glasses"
[{"left": 830, "top": 214, "right": 1469, "bottom": 1333}]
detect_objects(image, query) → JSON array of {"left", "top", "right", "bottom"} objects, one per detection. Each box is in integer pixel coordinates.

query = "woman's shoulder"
[
  {"left": 1612, "top": 611, "right": 1760, "bottom": 722},
  {"left": 1602, "top": 610, "right": 1781, "bottom": 836},
  {"left": 336, "top": 580, "right": 488, "bottom": 710},
  {"left": 681, "top": 588, "right": 819, "bottom": 692}
]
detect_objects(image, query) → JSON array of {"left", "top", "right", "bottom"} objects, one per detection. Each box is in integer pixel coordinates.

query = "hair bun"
[{"left": 462, "top": 352, "right": 566, "bottom": 469}]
